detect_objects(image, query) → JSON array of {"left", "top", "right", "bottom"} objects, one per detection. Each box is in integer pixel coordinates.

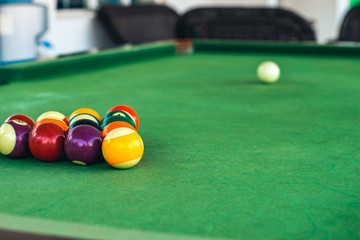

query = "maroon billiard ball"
[
  {"left": 64, "top": 125, "right": 102, "bottom": 166},
  {"left": 0, "top": 120, "right": 32, "bottom": 159},
  {"left": 28, "top": 122, "right": 66, "bottom": 162},
  {"left": 5, "top": 114, "right": 35, "bottom": 129}
]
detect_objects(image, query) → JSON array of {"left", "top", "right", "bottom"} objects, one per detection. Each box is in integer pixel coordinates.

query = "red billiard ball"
[
  {"left": 28, "top": 122, "right": 66, "bottom": 162},
  {"left": 0, "top": 120, "right": 32, "bottom": 159},
  {"left": 64, "top": 125, "right": 102, "bottom": 166},
  {"left": 5, "top": 114, "right": 35, "bottom": 129},
  {"left": 107, "top": 105, "right": 139, "bottom": 130}
]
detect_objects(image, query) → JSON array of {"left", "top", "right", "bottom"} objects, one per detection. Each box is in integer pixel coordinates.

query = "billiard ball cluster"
[{"left": 0, "top": 106, "right": 144, "bottom": 170}]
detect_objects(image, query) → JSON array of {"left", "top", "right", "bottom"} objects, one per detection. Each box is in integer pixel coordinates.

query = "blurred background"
[{"left": 0, "top": 0, "right": 359, "bottom": 66}]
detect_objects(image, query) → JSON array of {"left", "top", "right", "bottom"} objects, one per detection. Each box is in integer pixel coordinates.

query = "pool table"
[{"left": 0, "top": 41, "right": 359, "bottom": 240}]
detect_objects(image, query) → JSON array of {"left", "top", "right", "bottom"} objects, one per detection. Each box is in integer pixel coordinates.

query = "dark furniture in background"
[
  {"left": 177, "top": 7, "right": 316, "bottom": 42},
  {"left": 339, "top": 5, "right": 360, "bottom": 42},
  {"left": 97, "top": 6, "right": 317, "bottom": 45},
  {"left": 97, "top": 5, "right": 179, "bottom": 45}
]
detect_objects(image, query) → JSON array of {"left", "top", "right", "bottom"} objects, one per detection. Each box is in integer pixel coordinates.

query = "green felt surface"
[
  {"left": 0, "top": 42, "right": 359, "bottom": 240},
  {"left": 0, "top": 42, "right": 175, "bottom": 84}
]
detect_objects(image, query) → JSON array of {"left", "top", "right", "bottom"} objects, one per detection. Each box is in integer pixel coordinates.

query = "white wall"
[
  {"left": 51, "top": 10, "right": 114, "bottom": 55},
  {"left": 34, "top": 0, "right": 114, "bottom": 57},
  {"left": 157, "top": 0, "right": 271, "bottom": 13},
  {"left": 280, "top": 0, "right": 350, "bottom": 42}
]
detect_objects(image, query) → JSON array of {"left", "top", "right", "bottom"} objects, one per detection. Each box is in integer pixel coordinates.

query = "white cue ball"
[{"left": 257, "top": 61, "right": 280, "bottom": 83}]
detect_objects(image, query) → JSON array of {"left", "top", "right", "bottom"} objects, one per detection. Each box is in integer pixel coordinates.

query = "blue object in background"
[
  {"left": 39, "top": 40, "right": 54, "bottom": 49},
  {"left": 0, "top": 0, "right": 32, "bottom": 3}
]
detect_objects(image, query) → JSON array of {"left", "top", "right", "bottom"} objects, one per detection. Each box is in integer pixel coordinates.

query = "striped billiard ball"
[
  {"left": 102, "top": 128, "right": 144, "bottom": 169},
  {"left": 68, "top": 113, "right": 101, "bottom": 127},
  {"left": 69, "top": 108, "right": 102, "bottom": 123},
  {"left": 68, "top": 114, "right": 102, "bottom": 131},
  {"left": 101, "top": 121, "right": 136, "bottom": 139},
  {"left": 101, "top": 113, "right": 136, "bottom": 130},
  {"left": 36, "top": 111, "right": 68, "bottom": 124},
  {"left": 5, "top": 114, "right": 35, "bottom": 129},
  {"left": 0, "top": 120, "right": 32, "bottom": 159},
  {"left": 107, "top": 105, "right": 139, "bottom": 130}
]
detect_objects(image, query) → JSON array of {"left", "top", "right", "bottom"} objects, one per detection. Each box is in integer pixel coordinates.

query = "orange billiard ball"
[{"left": 34, "top": 118, "right": 69, "bottom": 132}]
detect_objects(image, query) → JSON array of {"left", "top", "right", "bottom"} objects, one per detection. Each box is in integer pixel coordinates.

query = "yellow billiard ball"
[{"left": 102, "top": 128, "right": 144, "bottom": 169}]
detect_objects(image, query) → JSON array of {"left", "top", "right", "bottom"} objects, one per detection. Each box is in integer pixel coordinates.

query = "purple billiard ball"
[
  {"left": 64, "top": 125, "right": 102, "bottom": 165},
  {"left": 0, "top": 120, "right": 32, "bottom": 159}
]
